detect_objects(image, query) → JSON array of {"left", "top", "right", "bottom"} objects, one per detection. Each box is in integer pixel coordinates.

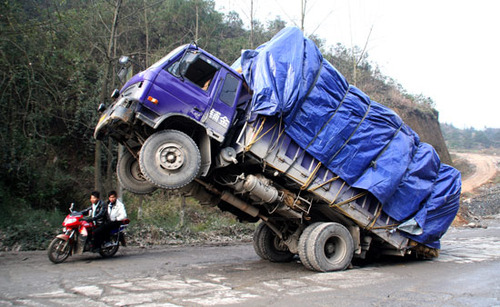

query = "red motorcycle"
[{"left": 48, "top": 203, "right": 129, "bottom": 264}]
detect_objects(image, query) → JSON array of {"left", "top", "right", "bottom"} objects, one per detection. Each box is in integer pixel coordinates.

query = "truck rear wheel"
[
  {"left": 253, "top": 222, "right": 294, "bottom": 262},
  {"left": 298, "top": 222, "right": 322, "bottom": 270},
  {"left": 298, "top": 222, "right": 354, "bottom": 272},
  {"left": 140, "top": 130, "right": 201, "bottom": 189},
  {"left": 117, "top": 149, "right": 156, "bottom": 194}
]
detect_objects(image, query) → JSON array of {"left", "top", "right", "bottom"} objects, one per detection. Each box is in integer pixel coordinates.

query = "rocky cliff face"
[{"left": 393, "top": 105, "right": 452, "bottom": 165}]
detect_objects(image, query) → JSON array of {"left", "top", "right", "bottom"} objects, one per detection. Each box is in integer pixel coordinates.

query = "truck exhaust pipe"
[{"left": 220, "top": 191, "right": 260, "bottom": 217}]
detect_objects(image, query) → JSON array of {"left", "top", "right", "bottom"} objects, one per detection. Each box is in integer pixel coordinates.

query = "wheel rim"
[
  {"left": 273, "top": 236, "right": 289, "bottom": 252},
  {"left": 118, "top": 149, "right": 156, "bottom": 194},
  {"left": 324, "top": 236, "right": 345, "bottom": 262},
  {"left": 55, "top": 240, "right": 68, "bottom": 258},
  {"left": 157, "top": 143, "right": 184, "bottom": 170},
  {"left": 140, "top": 130, "right": 201, "bottom": 189},
  {"left": 130, "top": 160, "right": 147, "bottom": 181}
]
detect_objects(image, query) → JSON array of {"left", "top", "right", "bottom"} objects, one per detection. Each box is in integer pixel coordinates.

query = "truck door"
[
  {"left": 147, "top": 50, "right": 221, "bottom": 122},
  {"left": 202, "top": 69, "right": 242, "bottom": 141}
]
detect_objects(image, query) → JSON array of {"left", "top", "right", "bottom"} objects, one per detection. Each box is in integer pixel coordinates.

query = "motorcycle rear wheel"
[
  {"left": 48, "top": 237, "right": 71, "bottom": 264},
  {"left": 99, "top": 236, "right": 119, "bottom": 258}
]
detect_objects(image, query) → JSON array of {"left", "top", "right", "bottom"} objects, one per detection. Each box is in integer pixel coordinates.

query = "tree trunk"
[
  {"left": 144, "top": 0, "right": 150, "bottom": 67},
  {"left": 95, "top": 0, "right": 122, "bottom": 192},
  {"left": 179, "top": 194, "right": 186, "bottom": 229}
]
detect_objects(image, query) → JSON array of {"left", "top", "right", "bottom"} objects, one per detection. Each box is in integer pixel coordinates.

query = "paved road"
[{"left": 1, "top": 216, "right": 499, "bottom": 306}]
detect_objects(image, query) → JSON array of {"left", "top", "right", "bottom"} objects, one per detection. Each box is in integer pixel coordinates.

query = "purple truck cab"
[{"left": 94, "top": 44, "right": 251, "bottom": 192}]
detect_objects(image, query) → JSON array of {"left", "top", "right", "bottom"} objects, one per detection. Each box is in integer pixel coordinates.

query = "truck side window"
[
  {"left": 219, "top": 74, "right": 239, "bottom": 106},
  {"left": 186, "top": 56, "right": 219, "bottom": 91},
  {"left": 167, "top": 52, "right": 219, "bottom": 91}
]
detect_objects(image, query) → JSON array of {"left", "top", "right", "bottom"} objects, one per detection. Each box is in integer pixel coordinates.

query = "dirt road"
[{"left": 454, "top": 152, "right": 499, "bottom": 194}]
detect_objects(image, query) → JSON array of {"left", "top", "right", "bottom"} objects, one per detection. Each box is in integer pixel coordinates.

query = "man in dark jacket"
[
  {"left": 81, "top": 191, "right": 107, "bottom": 251},
  {"left": 81, "top": 191, "right": 107, "bottom": 224}
]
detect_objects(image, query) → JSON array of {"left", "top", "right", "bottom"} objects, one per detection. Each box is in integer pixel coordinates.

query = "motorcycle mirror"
[{"left": 70, "top": 203, "right": 74, "bottom": 212}]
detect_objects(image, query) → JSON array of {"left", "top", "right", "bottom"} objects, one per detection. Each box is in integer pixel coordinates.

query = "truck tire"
[
  {"left": 117, "top": 149, "right": 157, "bottom": 194},
  {"left": 139, "top": 130, "right": 201, "bottom": 189},
  {"left": 253, "top": 222, "right": 294, "bottom": 262},
  {"left": 300, "top": 222, "right": 354, "bottom": 272},
  {"left": 252, "top": 222, "right": 269, "bottom": 260},
  {"left": 298, "top": 222, "right": 323, "bottom": 270}
]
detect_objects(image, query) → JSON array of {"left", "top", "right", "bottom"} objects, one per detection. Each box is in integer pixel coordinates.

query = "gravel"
[{"left": 463, "top": 183, "right": 500, "bottom": 217}]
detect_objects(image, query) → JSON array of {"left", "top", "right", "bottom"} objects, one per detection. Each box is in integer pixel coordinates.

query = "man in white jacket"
[
  {"left": 92, "top": 190, "right": 128, "bottom": 249},
  {"left": 107, "top": 190, "right": 127, "bottom": 223}
]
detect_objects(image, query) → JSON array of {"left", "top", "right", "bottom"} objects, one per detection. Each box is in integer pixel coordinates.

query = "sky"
[{"left": 215, "top": 0, "right": 500, "bottom": 129}]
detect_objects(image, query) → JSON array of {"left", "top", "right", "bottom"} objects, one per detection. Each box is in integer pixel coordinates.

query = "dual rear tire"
[
  {"left": 252, "top": 221, "right": 354, "bottom": 272},
  {"left": 298, "top": 222, "right": 354, "bottom": 272}
]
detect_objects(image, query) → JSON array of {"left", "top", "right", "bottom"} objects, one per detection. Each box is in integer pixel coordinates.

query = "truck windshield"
[{"left": 149, "top": 44, "right": 188, "bottom": 69}]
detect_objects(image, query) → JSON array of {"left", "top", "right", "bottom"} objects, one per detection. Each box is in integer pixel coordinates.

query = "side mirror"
[
  {"left": 97, "top": 103, "right": 107, "bottom": 113},
  {"left": 119, "top": 56, "right": 130, "bottom": 65},
  {"left": 69, "top": 203, "right": 74, "bottom": 212},
  {"left": 117, "top": 66, "right": 130, "bottom": 84},
  {"left": 179, "top": 52, "right": 201, "bottom": 76}
]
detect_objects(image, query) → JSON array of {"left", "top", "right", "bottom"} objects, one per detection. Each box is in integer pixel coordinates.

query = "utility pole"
[
  {"left": 195, "top": 0, "right": 199, "bottom": 42},
  {"left": 250, "top": 0, "right": 254, "bottom": 48},
  {"left": 144, "top": 0, "right": 149, "bottom": 67},
  {"left": 300, "top": 0, "right": 306, "bottom": 32}
]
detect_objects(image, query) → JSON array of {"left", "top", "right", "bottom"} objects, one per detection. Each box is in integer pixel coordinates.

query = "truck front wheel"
[
  {"left": 140, "top": 130, "right": 201, "bottom": 189},
  {"left": 298, "top": 222, "right": 354, "bottom": 272},
  {"left": 117, "top": 149, "right": 157, "bottom": 194}
]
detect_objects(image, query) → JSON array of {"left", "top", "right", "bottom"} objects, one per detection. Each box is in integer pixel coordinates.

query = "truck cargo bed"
[{"left": 236, "top": 116, "right": 409, "bottom": 251}]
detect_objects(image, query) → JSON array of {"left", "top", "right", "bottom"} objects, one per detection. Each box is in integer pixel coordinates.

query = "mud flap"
[{"left": 409, "top": 240, "right": 439, "bottom": 259}]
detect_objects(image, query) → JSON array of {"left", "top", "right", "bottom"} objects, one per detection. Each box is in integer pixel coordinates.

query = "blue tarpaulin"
[{"left": 240, "top": 27, "right": 461, "bottom": 248}]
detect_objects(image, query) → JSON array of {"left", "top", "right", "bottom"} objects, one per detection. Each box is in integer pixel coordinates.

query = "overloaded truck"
[{"left": 94, "top": 27, "right": 461, "bottom": 272}]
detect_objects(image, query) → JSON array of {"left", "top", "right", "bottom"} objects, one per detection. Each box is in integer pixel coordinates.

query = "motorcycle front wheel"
[{"left": 48, "top": 237, "right": 71, "bottom": 264}]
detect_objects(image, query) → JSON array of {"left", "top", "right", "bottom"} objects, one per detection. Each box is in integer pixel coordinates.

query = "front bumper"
[{"left": 94, "top": 100, "right": 136, "bottom": 140}]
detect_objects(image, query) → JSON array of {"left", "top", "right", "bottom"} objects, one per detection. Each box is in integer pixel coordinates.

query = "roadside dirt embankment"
[{"left": 394, "top": 106, "right": 452, "bottom": 165}]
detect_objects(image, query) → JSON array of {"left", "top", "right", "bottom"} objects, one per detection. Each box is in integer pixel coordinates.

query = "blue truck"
[{"left": 94, "top": 27, "right": 461, "bottom": 272}]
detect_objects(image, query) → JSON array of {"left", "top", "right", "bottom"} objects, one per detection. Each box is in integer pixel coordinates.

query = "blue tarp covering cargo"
[{"left": 239, "top": 27, "right": 461, "bottom": 248}]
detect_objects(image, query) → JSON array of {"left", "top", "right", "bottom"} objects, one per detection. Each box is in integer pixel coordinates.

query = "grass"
[{"left": 123, "top": 190, "right": 255, "bottom": 247}]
